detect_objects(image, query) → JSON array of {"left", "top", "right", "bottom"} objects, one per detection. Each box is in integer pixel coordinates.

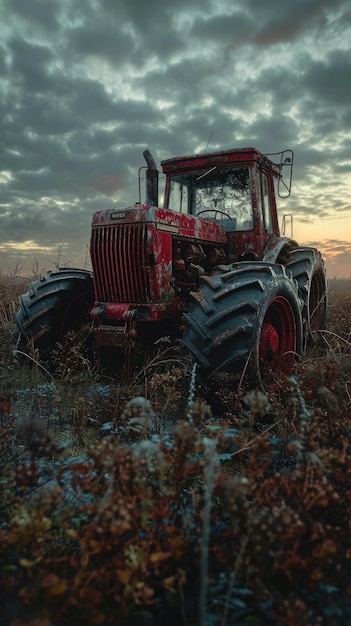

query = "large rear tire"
[
  {"left": 284, "top": 247, "right": 328, "bottom": 345},
  {"left": 12, "top": 269, "right": 94, "bottom": 363},
  {"left": 182, "top": 262, "right": 303, "bottom": 392}
]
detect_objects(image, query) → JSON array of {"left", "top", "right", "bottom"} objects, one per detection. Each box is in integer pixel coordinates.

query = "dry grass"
[
  {"left": 1, "top": 274, "right": 351, "bottom": 624},
  {"left": 0, "top": 272, "right": 30, "bottom": 333},
  {"left": 0, "top": 274, "right": 350, "bottom": 417}
]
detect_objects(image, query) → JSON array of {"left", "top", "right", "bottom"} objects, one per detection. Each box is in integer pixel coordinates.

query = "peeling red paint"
[{"left": 89, "top": 147, "right": 298, "bottom": 351}]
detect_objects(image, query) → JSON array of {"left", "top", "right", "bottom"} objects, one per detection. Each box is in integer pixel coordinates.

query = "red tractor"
[{"left": 13, "top": 146, "right": 327, "bottom": 391}]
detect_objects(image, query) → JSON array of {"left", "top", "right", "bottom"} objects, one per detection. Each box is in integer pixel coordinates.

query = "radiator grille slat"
[{"left": 91, "top": 224, "right": 151, "bottom": 303}]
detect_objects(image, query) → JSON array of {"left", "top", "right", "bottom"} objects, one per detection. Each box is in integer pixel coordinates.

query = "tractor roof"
[{"left": 161, "top": 147, "right": 274, "bottom": 174}]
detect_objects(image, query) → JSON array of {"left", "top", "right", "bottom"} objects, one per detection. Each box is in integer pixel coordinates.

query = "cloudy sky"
[{"left": 1, "top": 0, "right": 351, "bottom": 278}]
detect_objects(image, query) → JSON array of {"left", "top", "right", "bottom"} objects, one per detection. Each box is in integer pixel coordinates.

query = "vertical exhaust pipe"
[{"left": 143, "top": 149, "right": 159, "bottom": 207}]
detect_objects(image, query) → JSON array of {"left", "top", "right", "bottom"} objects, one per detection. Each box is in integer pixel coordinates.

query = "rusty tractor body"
[{"left": 13, "top": 146, "right": 328, "bottom": 390}]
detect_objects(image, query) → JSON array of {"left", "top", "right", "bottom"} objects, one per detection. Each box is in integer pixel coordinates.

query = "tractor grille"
[{"left": 91, "top": 224, "right": 151, "bottom": 303}]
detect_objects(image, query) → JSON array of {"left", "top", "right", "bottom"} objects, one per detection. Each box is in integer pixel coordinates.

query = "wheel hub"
[{"left": 260, "top": 322, "right": 279, "bottom": 360}]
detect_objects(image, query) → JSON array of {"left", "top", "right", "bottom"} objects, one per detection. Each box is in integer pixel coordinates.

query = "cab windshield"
[{"left": 167, "top": 166, "right": 253, "bottom": 231}]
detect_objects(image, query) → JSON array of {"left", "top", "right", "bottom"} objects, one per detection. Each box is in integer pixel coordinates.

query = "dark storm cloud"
[
  {"left": 8, "top": 38, "right": 55, "bottom": 91},
  {"left": 4, "top": 0, "right": 60, "bottom": 32},
  {"left": 302, "top": 50, "right": 351, "bottom": 107},
  {"left": 0, "top": 0, "right": 351, "bottom": 275},
  {"left": 101, "top": 0, "right": 212, "bottom": 28},
  {"left": 246, "top": 0, "right": 348, "bottom": 44},
  {"left": 190, "top": 12, "right": 254, "bottom": 44},
  {"left": 68, "top": 18, "right": 136, "bottom": 64}
]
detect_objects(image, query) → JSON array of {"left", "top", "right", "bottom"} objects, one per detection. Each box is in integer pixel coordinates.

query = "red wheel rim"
[{"left": 259, "top": 296, "right": 297, "bottom": 390}]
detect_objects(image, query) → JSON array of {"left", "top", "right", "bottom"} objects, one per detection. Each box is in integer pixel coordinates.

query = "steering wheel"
[{"left": 196, "top": 209, "right": 234, "bottom": 221}]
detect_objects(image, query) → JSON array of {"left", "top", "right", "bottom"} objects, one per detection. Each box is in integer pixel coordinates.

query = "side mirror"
[{"left": 264, "top": 149, "right": 294, "bottom": 198}]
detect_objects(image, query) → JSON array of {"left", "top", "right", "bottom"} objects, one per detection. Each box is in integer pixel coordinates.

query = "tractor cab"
[{"left": 162, "top": 147, "right": 293, "bottom": 261}]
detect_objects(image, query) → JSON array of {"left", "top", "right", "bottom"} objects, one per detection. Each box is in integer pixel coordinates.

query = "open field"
[{"left": 1, "top": 275, "right": 351, "bottom": 625}]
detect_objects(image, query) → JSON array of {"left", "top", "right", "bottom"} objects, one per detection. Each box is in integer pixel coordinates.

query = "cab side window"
[{"left": 261, "top": 172, "right": 273, "bottom": 233}]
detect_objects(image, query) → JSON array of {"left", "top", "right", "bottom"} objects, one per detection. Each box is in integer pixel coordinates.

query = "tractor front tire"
[
  {"left": 182, "top": 262, "right": 303, "bottom": 392},
  {"left": 12, "top": 269, "right": 94, "bottom": 364}
]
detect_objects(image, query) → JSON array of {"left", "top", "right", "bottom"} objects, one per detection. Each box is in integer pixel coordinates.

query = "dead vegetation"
[{"left": 0, "top": 275, "right": 351, "bottom": 625}]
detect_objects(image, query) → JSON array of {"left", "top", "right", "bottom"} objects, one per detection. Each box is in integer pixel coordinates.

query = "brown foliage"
[{"left": 0, "top": 276, "right": 351, "bottom": 624}]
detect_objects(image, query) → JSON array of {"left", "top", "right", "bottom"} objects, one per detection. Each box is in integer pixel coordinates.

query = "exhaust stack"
[{"left": 143, "top": 149, "right": 159, "bottom": 207}]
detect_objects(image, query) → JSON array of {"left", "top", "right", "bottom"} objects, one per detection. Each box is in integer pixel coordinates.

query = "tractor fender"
[{"left": 263, "top": 237, "right": 299, "bottom": 264}]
